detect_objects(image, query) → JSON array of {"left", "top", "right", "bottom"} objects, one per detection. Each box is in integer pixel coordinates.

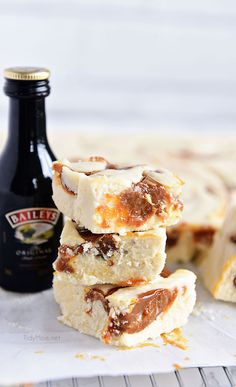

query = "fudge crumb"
[
  {"left": 91, "top": 355, "right": 106, "bottom": 361},
  {"left": 173, "top": 363, "right": 182, "bottom": 370},
  {"left": 75, "top": 353, "right": 106, "bottom": 362},
  {"left": 75, "top": 353, "right": 85, "bottom": 360},
  {"left": 161, "top": 328, "right": 188, "bottom": 350},
  {"left": 205, "top": 309, "right": 215, "bottom": 321},
  {"left": 118, "top": 342, "right": 160, "bottom": 350},
  {"left": 192, "top": 301, "right": 205, "bottom": 316}
]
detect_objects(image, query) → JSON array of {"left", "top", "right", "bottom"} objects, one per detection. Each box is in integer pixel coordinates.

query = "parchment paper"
[
  {"left": 0, "top": 266, "right": 236, "bottom": 385},
  {"left": 1, "top": 126, "right": 236, "bottom": 385}
]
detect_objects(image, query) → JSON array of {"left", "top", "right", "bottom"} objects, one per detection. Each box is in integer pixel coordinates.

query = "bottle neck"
[{"left": 7, "top": 97, "right": 48, "bottom": 151}]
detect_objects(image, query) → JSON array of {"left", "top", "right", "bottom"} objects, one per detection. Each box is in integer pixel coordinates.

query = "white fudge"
[
  {"left": 199, "top": 199, "right": 236, "bottom": 302},
  {"left": 53, "top": 220, "right": 167, "bottom": 285},
  {"left": 53, "top": 269, "right": 196, "bottom": 347},
  {"left": 167, "top": 139, "right": 236, "bottom": 190},
  {"left": 52, "top": 157, "right": 183, "bottom": 233},
  {"left": 167, "top": 163, "right": 228, "bottom": 263}
]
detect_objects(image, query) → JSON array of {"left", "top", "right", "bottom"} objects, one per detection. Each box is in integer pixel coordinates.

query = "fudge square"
[
  {"left": 53, "top": 269, "right": 196, "bottom": 347},
  {"left": 53, "top": 219, "right": 167, "bottom": 286},
  {"left": 52, "top": 157, "right": 184, "bottom": 234}
]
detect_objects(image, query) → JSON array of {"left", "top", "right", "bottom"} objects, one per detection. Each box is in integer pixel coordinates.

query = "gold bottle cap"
[{"left": 3, "top": 66, "right": 50, "bottom": 81}]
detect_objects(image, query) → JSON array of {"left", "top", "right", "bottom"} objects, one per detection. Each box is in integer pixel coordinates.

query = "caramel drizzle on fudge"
[
  {"left": 104, "top": 288, "right": 178, "bottom": 339},
  {"left": 85, "top": 287, "right": 119, "bottom": 313},
  {"left": 193, "top": 227, "right": 215, "bottom": 245},
  {"left": 78, "top": 229, "right": 120, "bottom": 259},
  {"left": 55, "top": 245, "right": 83, "bottom": 273},
  {"left": 53, "top": 162, "right": 76, "bottom": 196},
  {"left": 53, "top": 156, "right": 134, "bottom": 192},
  {"left": 55, "top": 231, "right": 120, "bottom": 273},
  {"left": 53, "top": 157, "right": 136, "bottom": 195},
  {"left": 84, "top": 267, "right": 176, "bottom": 340},
  {"left": 167, "top": 225, "right": 216, "bottom": 249},
  {"left": 79, "top": 229, "right": 119, "bottom": 259},
  {"left": 96, "top": 175, "right": 182, "bottom": 229}
]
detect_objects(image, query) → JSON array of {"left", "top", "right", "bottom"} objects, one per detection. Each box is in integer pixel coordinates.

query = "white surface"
[
  {"left": 0, "top": 267, "right": 236, "bottom": 385},
  {"left": 0, "top": 0, "right": 235, "bottom": 131}
]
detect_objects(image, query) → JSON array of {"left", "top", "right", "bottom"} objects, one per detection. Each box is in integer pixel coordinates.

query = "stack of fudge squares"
[{"left": 52, "top": 157, "right": 196, "bottom": 347}]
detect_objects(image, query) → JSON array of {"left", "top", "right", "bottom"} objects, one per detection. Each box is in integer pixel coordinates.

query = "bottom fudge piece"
[
  {"left": 53, "top": 269, "right": 196, "bottom": 347},
  {"left": 199, "top": 200, "right": 236, "bottom": 302},
  {"left": 53, "top": 220, "right": 166, "bottom": 286}
]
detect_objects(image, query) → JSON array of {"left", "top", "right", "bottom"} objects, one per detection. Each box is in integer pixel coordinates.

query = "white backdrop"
[{"left": 0, "top": 0, "right": 235, "bottom": 132}]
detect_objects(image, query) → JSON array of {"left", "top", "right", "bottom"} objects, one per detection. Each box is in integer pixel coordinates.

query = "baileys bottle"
[{"left": 0, "top": 67, "right": 63, "bottom": 292}]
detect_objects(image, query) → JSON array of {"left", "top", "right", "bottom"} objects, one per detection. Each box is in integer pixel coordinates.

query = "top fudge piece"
[{"left": 52, "top": 157, "right": 184, "bottom": 233}]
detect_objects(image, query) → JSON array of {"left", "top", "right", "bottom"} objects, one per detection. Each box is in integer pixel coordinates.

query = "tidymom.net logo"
[{"left": 23, "top": 334, "right": 61, "bottom": 343}]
